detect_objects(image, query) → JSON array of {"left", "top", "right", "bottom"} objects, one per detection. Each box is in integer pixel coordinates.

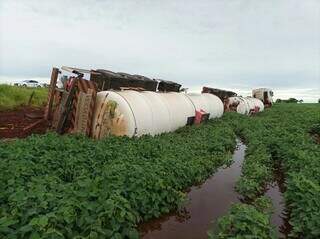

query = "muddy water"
[
  {"left": 266, "top": 163, "right": 291, "bottom": 238},
  {"left": 139, "top": 140, "right": 246, "bottom": 239},
  {"left": 266, "top": 182, "right": 285, "bottom": 237}
]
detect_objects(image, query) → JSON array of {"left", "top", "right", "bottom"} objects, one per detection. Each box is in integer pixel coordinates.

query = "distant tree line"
[{"left": 275, "top": 98, "right": 303, "bottom": 103}]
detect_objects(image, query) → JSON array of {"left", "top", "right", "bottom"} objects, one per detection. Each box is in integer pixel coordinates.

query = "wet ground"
[
  {"left": 0, "top": 107, "right": 47, "bottom": 139},
  {"left": 266, "top": 162, "right": 291, "bottom": 238},
  {"left": 266, "top": 182, "right": 285, "bottom": 237},
  {"left": 139, "top": 140, "right": 246, "bottom": 239},
  {"left": 311, "top": 133, "right": 320, "bottom": 144}
]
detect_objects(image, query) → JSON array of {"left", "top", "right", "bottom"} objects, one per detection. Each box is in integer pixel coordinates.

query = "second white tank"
[
  {"left": 186, "top": 93, "right": 224, "bottom": 119},
  {"left": 227, "top": 96, "right": 264, "bottom": 115}
]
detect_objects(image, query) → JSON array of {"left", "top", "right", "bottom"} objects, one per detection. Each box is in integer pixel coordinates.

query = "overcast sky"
[{"left": 0, "top": 0, "right": 319, "bottom": 102}]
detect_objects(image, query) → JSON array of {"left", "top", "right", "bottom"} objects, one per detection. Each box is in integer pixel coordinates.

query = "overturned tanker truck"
[
  {"left": 225, "top": 96, "right": 264, "bottom": 115},
  {"left": 202, "top": 86, "right": 267, "bottom": 116},
  {"left": 92, "top": 91, "right": 223, "bottom": 138},
  {"left": 45, "top": 67, "right": 223, "bottom": 138}
]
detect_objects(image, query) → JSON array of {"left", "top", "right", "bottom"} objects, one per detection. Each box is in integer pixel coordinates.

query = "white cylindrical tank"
[
  {"left": 91, "top": 91, "right": 224, "bottom": 139},
  {"left": 92, "top": 90, "right": 196, "bottom": 138},
  {"left": 227, "top": 96, "right": 264, "bottom": 115},
  {"left": 158, "top": 92, "right": 195, "bottom": 132},
  {"left": 246, "top": 97, "right": 264, "bottom": 113},
  {"left": 186, "top": 93, "right": 224, "bottom": 119}
]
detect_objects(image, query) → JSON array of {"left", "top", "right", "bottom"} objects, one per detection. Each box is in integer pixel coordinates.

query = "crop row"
[
  {"left": 209, "top": 104, "right": 320, "bottom": 238},
  {"left": 0, "top": 119, "right": 236, "bottom": 238},
  {"left": 267, "top": 105, "right": 320, "bottom": 238},
  {"left": 209, "top": 112, "right": 276, "bottom": 238},
  {"left": 208, "top": 196, "right": 276, "bottom": 238}
]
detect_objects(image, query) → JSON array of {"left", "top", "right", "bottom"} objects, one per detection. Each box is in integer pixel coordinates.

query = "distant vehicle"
[
  {"left": 14, "top": 80, "right": 42, "bottom": 88},
  {"left": 252, "top": 88, "right": 273, "bottom": 107}
]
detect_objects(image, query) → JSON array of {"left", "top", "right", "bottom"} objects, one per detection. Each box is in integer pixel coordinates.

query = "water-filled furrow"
[
  {"left": 139, "top": 140, "right": 246, "bottom": 239},
  {"left": 266, "top": 161, "right": 291, "bottom": 238}
]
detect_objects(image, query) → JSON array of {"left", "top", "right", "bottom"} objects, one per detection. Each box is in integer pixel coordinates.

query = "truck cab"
[{"left": 252, "top": 88, "right": 273, "bottom": 107}]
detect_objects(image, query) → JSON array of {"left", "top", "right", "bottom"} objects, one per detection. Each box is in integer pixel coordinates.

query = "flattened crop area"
[{"left": 0, "top": 103, "right": 319, "bottom": 239}]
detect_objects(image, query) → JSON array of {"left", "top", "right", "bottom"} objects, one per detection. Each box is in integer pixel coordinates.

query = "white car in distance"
[{"left": 14, "top": 80, "right": 42, "bottom": 88}]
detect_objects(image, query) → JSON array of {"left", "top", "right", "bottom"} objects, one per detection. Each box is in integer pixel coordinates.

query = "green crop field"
[
  {"left": 0, "top": 84, "right": 48, "bottom": 111},
  {"left": 209, "top": 103, "right": 320, "bottom": 239},
  {"left": 0, "top": 103, "right": 319, "bottom": 238}
]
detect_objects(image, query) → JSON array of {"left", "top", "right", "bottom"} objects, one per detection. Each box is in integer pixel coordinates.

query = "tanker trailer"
[
  {"left": 186, "top": 93, "right": 224, "bottom": 124},
  {"left": 91, "top": 91, "right": 223, "bottom": 139},
  {"left": 225, "top": 96, "right": 264, "bottom": 115}
]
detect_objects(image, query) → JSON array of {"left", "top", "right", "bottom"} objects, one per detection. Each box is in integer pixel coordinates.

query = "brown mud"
[
  {"left": 139, "top": 140, "right": 246, "bottom": 239},
  {"left": 311, "top": 133, "right": 320, "bottom": 144},
  {"left": 0, "top": 107, "right": 47, "bottom": 139}
]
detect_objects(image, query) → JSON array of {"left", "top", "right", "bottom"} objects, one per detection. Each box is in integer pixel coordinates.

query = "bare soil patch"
[{"left": 0, "top": 107, "right": 47, "bottom": 139}]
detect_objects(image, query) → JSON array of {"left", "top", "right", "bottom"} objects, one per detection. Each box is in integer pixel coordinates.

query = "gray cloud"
[{"left": 0, "top": 0, "right": 319, "bottom": 101}]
